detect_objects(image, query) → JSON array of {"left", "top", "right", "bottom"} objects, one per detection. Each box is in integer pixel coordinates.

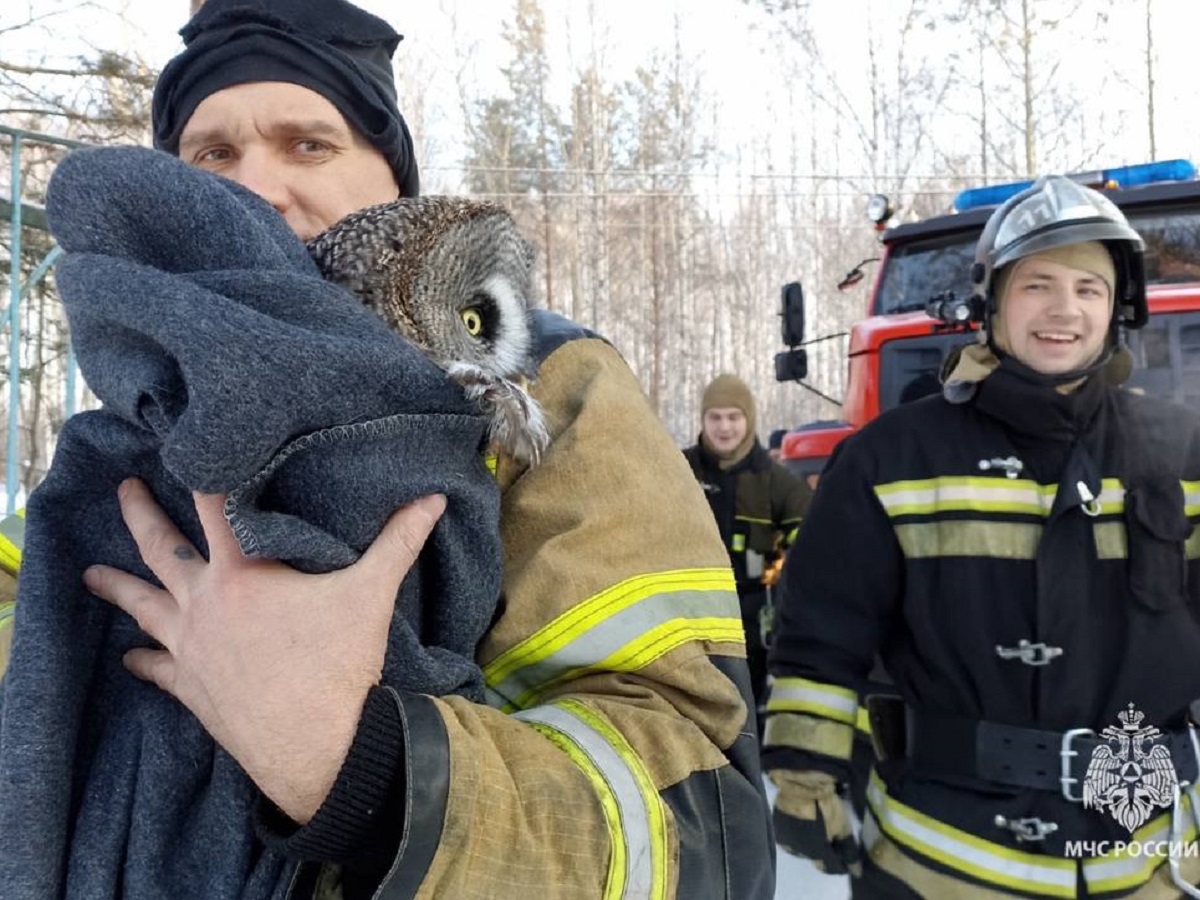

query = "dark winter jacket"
[{"left": 684, "top": 441, "right": 811, "bottom": 593}]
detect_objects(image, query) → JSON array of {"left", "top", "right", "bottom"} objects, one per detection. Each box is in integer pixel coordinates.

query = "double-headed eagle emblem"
[{"left": 1083, "top": 703, "right": 1179, "bottom": 832}]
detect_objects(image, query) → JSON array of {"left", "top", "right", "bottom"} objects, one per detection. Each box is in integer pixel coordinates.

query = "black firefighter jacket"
[
  {"left": 683, "top": 441, "right": 811, "bottom": 594},
  {"left": 765, "top": 361, "right": 1200, "bottom": 898}
]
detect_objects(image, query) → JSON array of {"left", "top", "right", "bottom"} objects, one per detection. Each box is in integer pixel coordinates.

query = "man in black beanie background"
[{"left": 69, "top": 1, "right": 778, "bottom": 898}]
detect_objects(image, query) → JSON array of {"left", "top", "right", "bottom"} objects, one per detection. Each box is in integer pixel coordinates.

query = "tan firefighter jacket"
[{"left": 292, "top": 315, "right": 774, "bottom": 899}]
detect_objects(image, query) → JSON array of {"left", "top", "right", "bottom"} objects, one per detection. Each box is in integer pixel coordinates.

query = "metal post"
[
  {"left": 16, "top": 246, "right": 71, "bottom": 417},
  {"left": 19, "top": 245, "right": 62, "bottom": 303},
  {"left": 7, "top": 136, "right": 21, "bottom": 514},
  {"left": 0, "top": 127, "right": 89, "bottom": 509}
]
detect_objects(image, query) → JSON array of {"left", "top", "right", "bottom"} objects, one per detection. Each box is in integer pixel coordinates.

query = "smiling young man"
[
  {"left": 993, "top": 247, "right": 1115, "bottom": 376},
  {"left": 9, "top": 0, "right": 777, "bottom": 898},
  {"left": 763, "top": 176, "right": 1200, "bottom": 898},
  {"left": 684, "top": 374, "right": 811, "bottom": 738}
]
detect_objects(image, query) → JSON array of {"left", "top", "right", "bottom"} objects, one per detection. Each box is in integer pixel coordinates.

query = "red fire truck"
[{"left": 775, "top": 160, "right": 1200, "bottom": 481}]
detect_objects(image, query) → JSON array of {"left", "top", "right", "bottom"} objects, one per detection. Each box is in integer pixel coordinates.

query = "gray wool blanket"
[{"left": 0, "top": 146, "right": 503, "bottom": 899}]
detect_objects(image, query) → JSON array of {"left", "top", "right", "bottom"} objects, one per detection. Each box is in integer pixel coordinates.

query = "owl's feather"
[{"left": 307, "top": 197, "right": 548, "bottom": 465}]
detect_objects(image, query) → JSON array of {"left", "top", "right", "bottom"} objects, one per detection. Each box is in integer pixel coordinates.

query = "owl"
[{"left": 307, "top": 196, "right": 549, "bottom": 466}]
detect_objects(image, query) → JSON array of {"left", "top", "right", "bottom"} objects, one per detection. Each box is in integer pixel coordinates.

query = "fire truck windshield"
[
  {"left": 877, "top": 313, "right": 1200, "bottom": 414},
  {"left": 873, "top": 205, "right": 1200, "bottom": 317},
  {"left": 1125, "top": 311, "right": 1200, "bottom": 408}
]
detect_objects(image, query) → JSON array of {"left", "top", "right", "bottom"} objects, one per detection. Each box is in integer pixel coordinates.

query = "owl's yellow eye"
[{"left": 461, "top": 307, "right": 484, "bottom": 336}]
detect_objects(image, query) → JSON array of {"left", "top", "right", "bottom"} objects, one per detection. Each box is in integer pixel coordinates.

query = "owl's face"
[
  {"left": 406, "top": 212, "right": 537, "bottom": 378},
  {"left": 307, "top": 197, "right": 538, "bottom": 379}
]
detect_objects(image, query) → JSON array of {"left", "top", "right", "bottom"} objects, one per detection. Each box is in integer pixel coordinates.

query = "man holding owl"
[{"left": 32, "top": 0, "right": 776, "bottom": 897}]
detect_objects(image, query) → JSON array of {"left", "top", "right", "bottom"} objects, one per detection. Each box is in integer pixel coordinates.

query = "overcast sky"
[{"left": 8, "top": 1, "right": 1200, "bottom": 190}]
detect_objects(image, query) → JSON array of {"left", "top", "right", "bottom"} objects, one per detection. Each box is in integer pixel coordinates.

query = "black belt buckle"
[{"left": 1060, "top": 727, "right": 1096, "bottom": 802}]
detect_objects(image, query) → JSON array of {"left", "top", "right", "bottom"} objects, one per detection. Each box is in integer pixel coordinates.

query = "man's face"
[
  {"left": 1000, "top": 257, "right": 1113, "bottom": 375},
  {"left": 179, "top": 82, "right": 401, "bottom": 242},
  {"left": 702, "top": 407, "right": 748, "bottom": 459}
]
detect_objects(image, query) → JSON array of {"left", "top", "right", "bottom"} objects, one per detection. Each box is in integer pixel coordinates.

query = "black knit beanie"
[{"left": 152, "top": 0, "right": 419, "bottom": 198}]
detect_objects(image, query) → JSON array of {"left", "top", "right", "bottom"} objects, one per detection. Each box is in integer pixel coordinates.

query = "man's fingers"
[
  {"left": 85, "top": 564, "right": 178, "bottom": 649},
  {"left": 356, "top": 494, "right": 446, "bottom": 592},
  {"left": 192, "top": 491, "right": 244, "bottom": 566},
  {"left": 117, "top": 478, "right": 203, "bottom": 594},
  {"left": 123, "top": 647, "right": 178, "bottom": 696}
]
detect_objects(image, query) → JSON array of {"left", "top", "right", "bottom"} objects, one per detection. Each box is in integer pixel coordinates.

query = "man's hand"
[
  {"left": 768, "top": 769, "right": 862, "bottom": 875},
  {"left": 83, "top": 478, "right": 445, "bottom": 824}
]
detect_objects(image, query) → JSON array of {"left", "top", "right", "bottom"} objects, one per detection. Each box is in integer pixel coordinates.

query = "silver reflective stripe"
[
  {"left": 515, "top": 703, "right": 654, "bottom": 899},
  {"left": 866, "top": 774, "right": 1077, "bottom": 896},
  {"left": 875, "top": 477, "right": 1128, "bottom": 519},
  {"left": 766, "top": 677, "right": 858, "bottom": 724},
  {"left": 1185, "top": 481, "right": 1200, "bottom": 516},
  {"left": 875, "top": 478, "right": 1054, "bottom": 517},
  {"left": 488, "top": 587, "right": 738, "bottom": 708},
  {"left": 1081, "top": 785, "right": 1200, "bottom": 893},
  {"left": 1097, "top": 481, "right": 1124, "bottom": 511}
]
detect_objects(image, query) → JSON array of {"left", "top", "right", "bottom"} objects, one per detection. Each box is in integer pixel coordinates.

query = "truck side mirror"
[
  {"left": 781, "top": 281, "right": 805, "bottom": 346},
  {"left": 775, "top": 348, "right": 808, "bottom": 382}
]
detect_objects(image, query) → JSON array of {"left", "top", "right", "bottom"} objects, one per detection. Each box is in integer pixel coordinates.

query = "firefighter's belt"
[{"left": 905, "top": 709, "right": 1199, "bottom": 800}]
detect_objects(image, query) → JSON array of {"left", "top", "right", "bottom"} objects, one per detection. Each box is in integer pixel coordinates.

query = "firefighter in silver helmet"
[{"left": 763, "top": 174, "right": 1200, "bottom": 898}]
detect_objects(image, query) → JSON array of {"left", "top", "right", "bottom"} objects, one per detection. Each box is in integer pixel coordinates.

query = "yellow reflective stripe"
[
  {"left": 1184, "top": 480, "right": 1200, "bottom": 517},
  {"left": 766, "top": 677, "right": 858, "bottom": 724},
  {"left": 1094, "top": 522, "right": 1200, "bottom": 560},
  {"left": 762, "top": 711, "right": 854, "bottom": 759},
  {"left": 1081, "top": 786, "right": 1199, "bottom": 893},
  {"left": 520, "top": 717, "right": 626, "bottom": 900},
  {"left": 735, "top": 515, "right": 771, "bottom": 526},
  {"left": 865, "top": 771, "right": 1076, "bottom": 897},
  {"left": 874, "top": 477, "right": 1129, "bottom": 519},
  {"left": 516, "top": 700, "right": 668, "bottom": 900},
  {"left": 485, "top": 568, "right": 734, "bottom": 683},
  {"left": 895, "top": 520, "right": 1042, "bottom": 559},
  {"left": 502, "top": 616, "right": 744, "bottom": 711},
  {"left": 1095, "top": 479, "right": 1125, "bottom": 515},
  {"left": 731, "top": 534, "right": 745, "bottom": 552},
  {"left": 875, "top": 477, "right": 1055, "bottom": 517},
  {"left": 856, "top": 705, "right": 872, "bottom": 735},
  {"left": 483, "top": 452, "right": 498, "bottom": 477},
  {"left": 1093, "top": 521, "right": 1126, "bottom": 560},
  {"left": 0, "top": 508, "right": 25, "bottom": 575},
  {"left": 484, "top": 568, "right": 740, "bottom": 710},
  {"left": 785, "top": 526, "right": 799, "bottom": 544}
]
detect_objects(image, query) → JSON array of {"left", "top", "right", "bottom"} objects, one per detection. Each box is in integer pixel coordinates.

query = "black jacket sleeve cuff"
[{"left": 256, "top": 684, "right": 407, "bottom": 868}]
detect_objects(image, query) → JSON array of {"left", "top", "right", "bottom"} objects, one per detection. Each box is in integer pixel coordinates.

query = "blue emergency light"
[{"left": 953, "top": 159, "right": 1198, "bottom": 212}]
